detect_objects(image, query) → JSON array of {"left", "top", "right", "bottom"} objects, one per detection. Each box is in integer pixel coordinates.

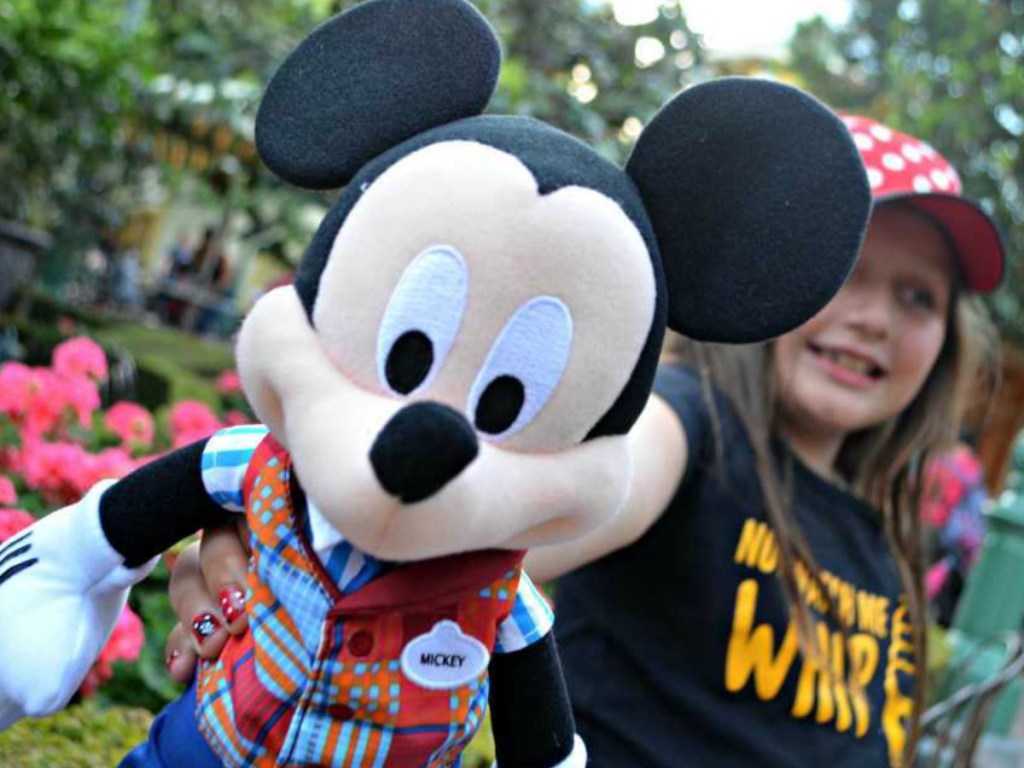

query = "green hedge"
[
  {"left": 5, "top": 301, "right": 234, "bottom": 412},
  {"left": 0, "top": 703, "right": 153, "bottom": 767},
  {"left": 0, "top": 703, "right": 494, "bottom": 767}
]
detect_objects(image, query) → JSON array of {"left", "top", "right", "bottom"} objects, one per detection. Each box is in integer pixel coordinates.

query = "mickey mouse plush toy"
[{"left": 0, "top": 0, "right": 869, "bottom": 765}]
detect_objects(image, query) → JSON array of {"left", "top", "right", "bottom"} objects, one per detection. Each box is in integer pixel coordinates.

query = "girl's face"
[{"left": 774, "top": 205, "right": 954, "bottom": 440}]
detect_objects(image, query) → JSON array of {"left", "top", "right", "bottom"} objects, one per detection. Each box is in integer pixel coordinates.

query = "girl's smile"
[{"left": 806, "top": 341, "right": 887, "bottom": 389}]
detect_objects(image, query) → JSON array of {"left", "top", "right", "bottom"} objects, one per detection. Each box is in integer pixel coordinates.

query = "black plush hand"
[{"left": 489, "top": 631, "right": 587, "bottom": 768}]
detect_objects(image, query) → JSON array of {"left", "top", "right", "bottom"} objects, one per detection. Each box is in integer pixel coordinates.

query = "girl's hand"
[{"left": 165, "top": 520, "right": 250, "bottom": 683}]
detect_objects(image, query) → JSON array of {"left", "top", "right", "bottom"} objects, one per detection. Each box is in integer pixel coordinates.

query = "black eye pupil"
[
  {"left": 385, "top": 330, "right": 433, "bottom": 394},
  {"left": 475, "top": 375, "right": 525, "bottom": 435}
]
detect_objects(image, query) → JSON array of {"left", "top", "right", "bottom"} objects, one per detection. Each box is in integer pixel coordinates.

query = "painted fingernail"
[
  {"left": 191, "top": 612, "right": 222, "bottom": 645},
  {"left": 166, "top": 649, "right": 180, "bottom": 670},
  {"left": 219, "top": 585, "right": 246, "bottom": 624}
]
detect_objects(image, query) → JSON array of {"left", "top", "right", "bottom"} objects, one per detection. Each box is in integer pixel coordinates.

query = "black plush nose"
[{"left": 369, "top": 402, "right": 479, "bottom": 504}]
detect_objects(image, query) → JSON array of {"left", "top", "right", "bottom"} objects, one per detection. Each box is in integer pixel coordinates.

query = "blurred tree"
[
  {"left": 472, "top": 0, "right": 705, "bottom": 161},
  {"left": 0, "top": 0, "right": 706, "bottom": 284},
  {"left": 0, "top": 0, "right": 151, "bottom": 249},
  {"left": 787, "top": 0, "right": 1024, "bottom": 341}
]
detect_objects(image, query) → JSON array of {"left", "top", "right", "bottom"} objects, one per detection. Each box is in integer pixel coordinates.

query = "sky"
[{"left": 611, "top": 0, "right": 852, "bottom": 58}]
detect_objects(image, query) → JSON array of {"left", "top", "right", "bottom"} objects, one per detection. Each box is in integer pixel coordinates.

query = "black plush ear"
[
  {"left": 255, "top": 0, "right": 501, "bottom": 190},
  {"left": 626, "top": 78, "right": 870, "bottom": 343}
]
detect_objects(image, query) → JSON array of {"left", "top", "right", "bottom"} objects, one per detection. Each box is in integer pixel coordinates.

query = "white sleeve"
[
  {"left": 200, "top": 425, "right": 270, "bottom": 512},
  {"left": 493, "top": 570, "right": 555, "bottom": 654}
]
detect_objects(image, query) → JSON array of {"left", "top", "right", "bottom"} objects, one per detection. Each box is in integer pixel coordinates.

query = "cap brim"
[{"left": 876, "top": 193, "right": 1005, "bottom": 293}]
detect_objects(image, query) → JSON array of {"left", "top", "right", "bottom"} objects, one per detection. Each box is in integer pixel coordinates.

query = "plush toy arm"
[
  {"left": 0, "top": 439, "right": 230, "bottom": 730},
  {"left": 488, "top": 631, "right": 587, "bottom": 768},
  {"left": 99, "top": 438, "right": 233, "bottom": 566}
]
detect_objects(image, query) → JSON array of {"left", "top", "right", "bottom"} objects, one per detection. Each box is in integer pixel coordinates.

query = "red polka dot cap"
[{"left": 842, "top": 114, "right": 1004, "bottom": 293}]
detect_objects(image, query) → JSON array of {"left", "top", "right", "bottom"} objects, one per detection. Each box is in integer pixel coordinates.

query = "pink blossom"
[
  {"left": 925, "top": 558, "right": 952, "bottom": 600},
  {"left": 22, "top": 368, "right": 66, "bottom": 438},
  {"left": 80, "top": 447, "right": 136, "bottom": 491},
  {"left": 19, "top": 440, "right": 92, "bottom": 504},
  {"left": 0, "top": 445, "right": 21, "bottom": 476},
  {"left": 0, "top": 363, "right": 32, "bottom": 418},
  {"left": 0, "top": 476, "right": 16, "bottom": 506},
  {"left": 52, "top": 337, "right": 108, "bottom": 382},
  {"left": 78, "top": 605, "right": 145, "bottom": 698},
  {"left": 0, "top": 364, "right": 65, "bottom": 436},
  {"left": 216, "top": 370, "right": 243, "bottom": 396},
  {"left": 222, "top": 409, "right": 254, "bottom": 428},
  {"left": 101, "top": 604, "right": 145, "bottom": 663},
  {"left": 61, "top": 375, "right": 101, "bottom": 429},
  {"left": 45, "top": 445, "right": 137, "bottom": 500},
  {"left": 104, "top": 402, "right": 155, "bottom": 449},
  {"left": 0, "top": 508, "right": 34, "bottom": 541},
  {"left": 170, "top": 401, "right": 220, "bottom": 445}
]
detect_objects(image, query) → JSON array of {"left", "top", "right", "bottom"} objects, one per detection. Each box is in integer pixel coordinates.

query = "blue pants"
[{"left": 119, "top": 678, "right": 223, "bottom": 768}]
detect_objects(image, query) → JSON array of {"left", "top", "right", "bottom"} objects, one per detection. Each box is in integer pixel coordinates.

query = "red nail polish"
[
  {"left": 191, "top": 612, "right": 222, "bottom": 645},
  {"left": 219, "top": 585, "right": 246, "bottom": 624}
]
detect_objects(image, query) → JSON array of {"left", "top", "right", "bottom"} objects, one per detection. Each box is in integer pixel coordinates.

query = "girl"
[{"left": 163, "top": 115, "right": 1004, "bottom": 767}]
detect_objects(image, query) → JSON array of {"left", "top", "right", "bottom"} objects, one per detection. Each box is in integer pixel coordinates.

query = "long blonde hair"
[{"left": 671, "top": 286, "right": 999, "bottom": 761}]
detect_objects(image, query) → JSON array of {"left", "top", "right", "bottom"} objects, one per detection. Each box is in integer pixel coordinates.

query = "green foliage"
[
  {"left": 471, "top": 0, "right": 705, "bottom": 164},
  {"left": 788, "top": 0, "right": 1024, "bottom": 341},
  {"left": 92, "top": 323, "right": 234, "bottom": 377},
  {"left": 0, "top": 702, "right": 153, "bottom": 767},
  {"left": 1, "top": 0, "right": 708, "bottom": 274},
  {"left": 0, "top": 0, "right": 154, "bottom": 242}
]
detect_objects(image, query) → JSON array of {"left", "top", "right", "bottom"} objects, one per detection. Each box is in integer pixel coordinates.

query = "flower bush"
[
  {"left": 0, "top": 337, "right": 497, "bottom": 765},
  {"left": 0, "top": 336, "right": 251, "bottom": 708}
]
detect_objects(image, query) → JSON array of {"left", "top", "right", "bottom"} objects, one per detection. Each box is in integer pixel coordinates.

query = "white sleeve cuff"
[
  {"left": 492, "top": 734, "right": 587, "bottom": 768},
  {"left": 552, "top": 735, "right": 587, "bottom": 768}
]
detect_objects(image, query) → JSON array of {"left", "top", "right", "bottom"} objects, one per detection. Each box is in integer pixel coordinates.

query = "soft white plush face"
[{"left": 237, "top": 141, "right": 657, "bottom": 560}]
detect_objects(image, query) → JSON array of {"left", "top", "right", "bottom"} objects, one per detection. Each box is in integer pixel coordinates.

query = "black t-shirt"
[{"left": 555, "top": 365, "right": 915, "bottom": 768}]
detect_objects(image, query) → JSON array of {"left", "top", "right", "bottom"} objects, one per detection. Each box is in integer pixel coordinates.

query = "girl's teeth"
[{"left": 826, "top": 350, "right": 871, "bottom": 375}]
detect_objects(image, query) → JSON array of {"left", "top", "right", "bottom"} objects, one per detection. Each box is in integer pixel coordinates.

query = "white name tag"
[{"left": 400, "top": 620, "right": 490, "bottom": 690}]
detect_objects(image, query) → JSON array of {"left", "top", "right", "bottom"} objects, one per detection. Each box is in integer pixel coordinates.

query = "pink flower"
[
  {"left": 0, "top": 476, "right": 16, "bottom": 506},
  {"left": 170, "top": 401, "right": 220, "bottom": 446},
  {"left": 0, "top": 363, "right": 32, "bottom": 418},
  {"left": 216, "top": 370, "right": 243, "bottom": 396},
  {"left": 78, "top": 605, "right": 145, "bottom": 698},
  {"left": 0, "top": 364, "right": 65, "bottom": 436},
  {"left": 22, "top": 368, "right": 66, "bottom": 438},
  {"left": 925, "top": 558, "right": 952, "bottom": 600},
  {"left": 104, "top": 402, "right": 155, "bottom": 449},
  {"left": 61, "top": 375, "right": 101, "bottom": 429},
  {"left": 0, "top": 445, "right": 20, "bottom": 476},
  {"left": 101, "top": 604, "right": 145, "bottom": 663},
  {"left": 79, "top": 447, "right": 136, "bottom": 491},
  {"left": 222, "top": 409, "right": 254, "bottom": 428},
  {"left": 19, "top": 440, "right": 91, "bottom": 504},
  {"left": 0, "top": 508, "right": 34, "bottom": 541},
  {"left": 52, "top": 337, "right": 108, "bottom": 382}
]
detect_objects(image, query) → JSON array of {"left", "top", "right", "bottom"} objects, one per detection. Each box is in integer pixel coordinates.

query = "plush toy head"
[{"left": 235, "top": 0, "right": 870, "bottom": 561}]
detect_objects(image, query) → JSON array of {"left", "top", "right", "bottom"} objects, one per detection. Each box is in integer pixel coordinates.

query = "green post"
[{"left": 945, "top": 431, "right": 1024, "bottom": 734}]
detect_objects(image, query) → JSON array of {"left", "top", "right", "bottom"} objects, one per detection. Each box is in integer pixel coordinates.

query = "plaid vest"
[{"left": 196, "top": 435, "right": 524, "bottom": 768}]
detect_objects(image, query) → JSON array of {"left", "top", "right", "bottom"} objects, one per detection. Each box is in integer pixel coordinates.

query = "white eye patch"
[
  {"left": 377, "top": 245, "right": 469, "bottom": 396},
  {"left": 467, "top": 296, "right": 573, "bottom": 440}
]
